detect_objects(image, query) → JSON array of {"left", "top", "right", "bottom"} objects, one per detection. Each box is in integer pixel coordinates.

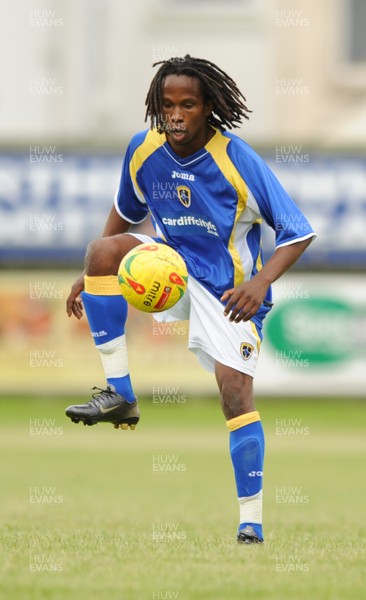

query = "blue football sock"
[
  {"left": 227, "top": 412, "right": 265, "bottom": 540},
  {"left": 81, "top": 277, "right": 135, "bottom": 403},
  {"left": 106, "top": 376, "right": 134, "bottom": 402}
]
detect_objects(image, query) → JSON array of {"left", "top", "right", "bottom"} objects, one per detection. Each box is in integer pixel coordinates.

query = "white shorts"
[{"left": 128, "top": 233, "right": 262, "bottom": 377}]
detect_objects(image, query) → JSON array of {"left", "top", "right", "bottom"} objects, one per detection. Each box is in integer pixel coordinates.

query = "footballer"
[{"left": 65, "top": 55, "right": 316, "bottom": 544}]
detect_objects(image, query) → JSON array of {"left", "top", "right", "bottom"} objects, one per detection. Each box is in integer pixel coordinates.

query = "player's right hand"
[{"left": 66, "top": 274, "right": 85, "bottom": 319}]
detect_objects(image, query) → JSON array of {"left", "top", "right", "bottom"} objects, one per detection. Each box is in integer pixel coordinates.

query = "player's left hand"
[{"left": 221, "top": 279, "right": 269, "bottom": 323}]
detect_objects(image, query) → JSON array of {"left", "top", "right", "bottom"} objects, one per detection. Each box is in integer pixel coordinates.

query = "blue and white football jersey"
[{"left": 115, "top": 128, "right": 315, "bottom": 327}]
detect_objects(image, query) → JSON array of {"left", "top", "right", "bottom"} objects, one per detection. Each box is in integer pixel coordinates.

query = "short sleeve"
[
  {"left": 114, "top": 133, "right": 150, "bottom": 224},
  {"left": 228, "top": 138, "right": 316, "bottom": 247}
]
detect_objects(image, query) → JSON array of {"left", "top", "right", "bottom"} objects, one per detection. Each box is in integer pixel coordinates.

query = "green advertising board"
[{"left": 266, "top": 297, "right": 358, "bottom": 364}]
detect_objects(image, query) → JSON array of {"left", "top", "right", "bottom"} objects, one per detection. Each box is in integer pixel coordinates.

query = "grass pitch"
[{"left": 0, "top": 396, "right": 365, "bottom": 600}]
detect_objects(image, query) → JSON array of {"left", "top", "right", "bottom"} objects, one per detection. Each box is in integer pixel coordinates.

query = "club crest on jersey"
[
  {"left": 240, "top": 342, "right": 254, "bottom": 361},
  {"left": 176, "top": 185, "right": 191, "bottom": 208}
]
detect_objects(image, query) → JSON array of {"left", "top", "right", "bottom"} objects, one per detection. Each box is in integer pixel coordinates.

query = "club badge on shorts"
[
  {"left": 177, "top": 185, "right": 191, "bottom": 208},
  {"left": 240, "top": 342, "right": 254, "bottom": 361}
]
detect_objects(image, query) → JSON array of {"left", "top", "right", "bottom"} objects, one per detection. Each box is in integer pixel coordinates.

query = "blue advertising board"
[{"left": 0, "top": 151, "right": 365, "bottom": 266}]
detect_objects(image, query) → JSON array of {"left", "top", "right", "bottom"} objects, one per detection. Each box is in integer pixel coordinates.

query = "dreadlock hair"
[{"left": 145, "top": 55, "right": 251, "bottom": 133}]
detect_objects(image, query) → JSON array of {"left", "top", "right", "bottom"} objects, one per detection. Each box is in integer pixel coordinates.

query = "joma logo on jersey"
[
  {"left": 240, "top": 342, "right": 254, "bottom": 361},
  {"left": 177, "top": 185, "right": 191, "bottom": 208},
  {"left": 171, "top": 170, "right": 195, "bottom": 181}
]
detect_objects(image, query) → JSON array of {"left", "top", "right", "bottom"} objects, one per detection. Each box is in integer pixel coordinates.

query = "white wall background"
[{"left": 1, "top": 0, "right": 365, "bottom": 148}]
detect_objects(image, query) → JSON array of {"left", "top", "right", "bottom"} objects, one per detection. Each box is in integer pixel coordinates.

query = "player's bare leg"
[
  {"left": 215, "top": 362, "right": 265, "bottom": 544},
  {"left": 84, "top": 233, "right": 142, "bottom": 276},
  {"left": 65, "top": 234, "right": 143, "bottom": 429},
  {"left": 215, "top": 363, "right": 255, "bottom": 419}
]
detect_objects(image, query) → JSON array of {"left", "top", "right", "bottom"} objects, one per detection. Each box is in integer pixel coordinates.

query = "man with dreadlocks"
[{"left": 65, "top": 55, "right": 315, "bottom": 544}]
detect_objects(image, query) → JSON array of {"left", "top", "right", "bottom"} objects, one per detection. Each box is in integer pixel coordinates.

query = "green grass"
[{"left": 0, "top": 396, "right": 365, "bottom": 600}]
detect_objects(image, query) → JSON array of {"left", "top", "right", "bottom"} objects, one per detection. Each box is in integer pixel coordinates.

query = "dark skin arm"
[
  {"left": 66, "top": 206, "right": 131, "bottom": 319},
  {"left": 221, "top": 237, "right": 314, "bottom": 323}
]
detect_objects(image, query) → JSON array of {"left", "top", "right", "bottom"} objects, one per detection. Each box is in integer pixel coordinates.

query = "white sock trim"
[
  {"left": 238, "top": 490, "right": 262, "bottom": 524},
  {"left": 98, "top": 335, "right": 129, "bottom": 378}
]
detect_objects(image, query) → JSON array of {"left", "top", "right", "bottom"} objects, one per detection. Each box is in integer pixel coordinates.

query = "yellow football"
[{"left": 118, "top": 243, "right": 188, "bottom": 312}]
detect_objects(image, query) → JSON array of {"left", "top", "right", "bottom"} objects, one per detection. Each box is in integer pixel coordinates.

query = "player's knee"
[{"left": 85, "top": 237, "right": 122, "bottom": 275}]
